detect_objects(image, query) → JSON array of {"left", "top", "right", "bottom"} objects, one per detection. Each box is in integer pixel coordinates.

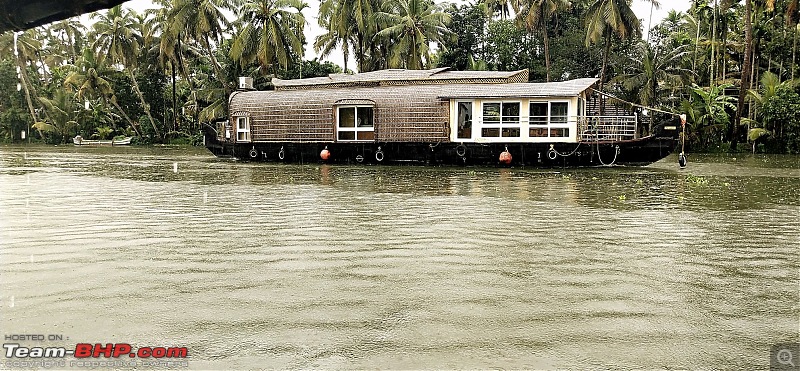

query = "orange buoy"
[
  {"left": 320, "top": 147, "right": 331, "bottom": 161},
  {"left": 499, "top": 150, "right": 512, "bottom": 165}
]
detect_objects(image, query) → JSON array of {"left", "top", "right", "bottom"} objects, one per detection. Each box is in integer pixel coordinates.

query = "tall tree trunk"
[
  {"left": 543, "top": 17, "right": 551, "bottom": 82},
  {"left": 358, "top": 32, "right": 365, "bottom": 72},
  {"left": 108, "top": 97, "right": 142, "bottom": 137},
  {"left": 693, "top": 11, "right": 701, "bottom": 73},
  {"left": 172, "top": 62, "right": 178, "bottom": 132},
  {"left": 17, "top": 59, "right": 37, "bottom": 143},
  {"left": 711, "top": 0, "right": 717, "bottom": 84},
  {"left": 127, "top": 69, "right": 160, "bottom": 139},
  {"left": 793, "top": 24, "right": 798, "bottom": 81},
  {"left": 598, "top": 31, "right": 611, "bottom": 114},
  {"left": 733, "top": 0, "right": 753, "bottom": 152},
  {"left": 203, "top": 35, "right": 228, "bottom": 94}
]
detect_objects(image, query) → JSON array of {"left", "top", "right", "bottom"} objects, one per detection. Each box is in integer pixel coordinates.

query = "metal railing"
[{"left": 578, "top": 116, "right": 637, "bottom": 141}]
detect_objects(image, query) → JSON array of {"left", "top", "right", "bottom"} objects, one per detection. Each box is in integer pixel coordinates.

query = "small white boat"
[{"left": 73, "top": 135, "right": 132, "bottom": 146}]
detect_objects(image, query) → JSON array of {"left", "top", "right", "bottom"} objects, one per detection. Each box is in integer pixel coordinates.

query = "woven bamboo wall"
[{"left": 229, "top": 85, "right": 450, "bottom": 143}]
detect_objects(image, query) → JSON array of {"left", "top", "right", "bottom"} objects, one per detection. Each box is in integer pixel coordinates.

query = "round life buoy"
[
  {"left": 455, "top": 144, "right": 467, "bottom": 157},
  {"left": 278, "top": 147, "right": 285, "bottom": 160},
  {"left": 355, "top": 155, "right": 364, "bottom": 163},
  {"left": 249, "top": 147, "right": 258, "bottom": 158},
  {"left": 547, "top": 149, "right": 557, "bottom": 160},
  {"left": 375, "top": 148, "right": 384, "bottom": 162}
]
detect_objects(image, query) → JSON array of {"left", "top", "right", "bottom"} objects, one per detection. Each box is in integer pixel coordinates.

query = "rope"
[
  {"left": 589, "top": 88, "right": 682, "bottom": 117},
  {"left": 594, "top": 120, "right": 618, "bottom": 166},
  {"left": 552, "top": 143, "right": 581, "bottom": 157},
  {"left": 597, "top": 144, "right": 619, "bottom": 166}
]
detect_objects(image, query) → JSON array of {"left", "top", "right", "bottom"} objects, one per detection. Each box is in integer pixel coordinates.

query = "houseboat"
[{"left": 203, "top": 68, "right": 681, "bottom": 166}]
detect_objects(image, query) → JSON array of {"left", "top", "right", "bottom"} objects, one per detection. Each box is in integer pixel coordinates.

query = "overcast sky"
[{"left": 105, "top": 0, "right": 693, "bottom": 72}]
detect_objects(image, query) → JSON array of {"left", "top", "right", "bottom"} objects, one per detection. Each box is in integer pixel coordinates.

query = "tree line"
[{"left": 0, "top": 0, "right": 798, "bottom": 153}]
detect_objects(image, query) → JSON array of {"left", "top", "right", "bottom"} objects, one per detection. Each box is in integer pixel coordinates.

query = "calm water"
[{"left": 0, "top": 145, "right": 798, "bottom": 369}]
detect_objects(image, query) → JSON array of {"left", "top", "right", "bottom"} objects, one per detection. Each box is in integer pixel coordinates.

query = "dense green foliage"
[{"left": 0, "top": 0, "right": 798, "bottom": 153}]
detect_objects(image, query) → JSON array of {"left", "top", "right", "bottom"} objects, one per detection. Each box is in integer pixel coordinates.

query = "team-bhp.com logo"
[{"left": 4, "top": 343, "right": 188, "bottom": 359}]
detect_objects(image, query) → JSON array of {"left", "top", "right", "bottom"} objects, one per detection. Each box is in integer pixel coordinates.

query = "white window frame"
[
  {"left": 528, "top": 100, "right": 570, "bottom": 139},
  {"left": 236, "top": 116, "right": 250, "bottom": 142},
  {"left": 480, "top": 101, "right": 521, "bottom": 139},
  {"left": 455, "top": 100, "right": 474, "bottom": 140},
  {"left": 336, "top": 105, "right": 374, "bottom": 142}
]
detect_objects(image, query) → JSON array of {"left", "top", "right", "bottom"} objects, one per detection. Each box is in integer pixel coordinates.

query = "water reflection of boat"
[
  {"left": 73, "top": 136, "right": 132, "bottom": 146},
  {"left": 204, "top": 68, "right": 680, "bottom": 166}
]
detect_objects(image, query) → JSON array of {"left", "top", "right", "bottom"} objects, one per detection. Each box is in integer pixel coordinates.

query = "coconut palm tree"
[
  {"left": 36, "top": 89, "right": 80, "bottom": 143},
  {"left": 732, "top": 0, "right": 753, "bottom": 151},
  {"left": 375, "top": 0, "right": 452, "bottom": 69},
  {"left": 481, "top": 0, "right": 516, "bottom": 20},
  {"left": 92, "top": 6, "right": 160, "bottom": 138},
  {"left": 166, "top": 0, "right": 233, "bottom": 87},
  {"left": 516, "top": 0, "right": 571, "bottom": 81},
  {"left": 229, "top": 0, "right": 307, "bottom": 76},
  {"left": 614, "top": 42, "right": 693, "bottom": 108},
  {"left": 64, "top": 49, "right": 142, "bottom": 136},
  {"left": 0, "top": 30, "right": 43, "bottom": 141},
  {"left": 48, "top": 19, "right": 86, "bottom": 64},
  {"left": 315, "top": 0, "right": 378, "bottom": 72},
  {"left": 315, "top": 1, "right": 355, "bottom": 72},
  {"left": 584, "top": 0, "right": 643, "bottom": 94}
]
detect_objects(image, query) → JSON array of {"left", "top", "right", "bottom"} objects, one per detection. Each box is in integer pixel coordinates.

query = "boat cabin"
[{"left": 218, "top": 68, "right": 638, "bottom": 147}]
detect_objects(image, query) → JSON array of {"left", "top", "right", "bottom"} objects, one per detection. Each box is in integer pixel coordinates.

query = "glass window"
[
  {"left": 482, "top": 128, "right": 500, "bottom": 137},
  {"left": 339, "top": 107, "right": 355, "bottom": 128},
  {"left": 481, "top": 102, "right": 521, "bottom": 139},
  {"left": 357, "top": 107, "right": 373, "bottom": 127},
  {"left": 236, "top": 117, "right": 249, "bottom": 142},
  {"left": 551, "top": 102, "right": 568, "bottom": 124},
  {"left": 338, "top": 131, "right": 355, "bottom": 140},
  {"left": 337, "top": 106, "right": 374, "bottom": 141},
  {"left": 502, "top": 103, "right": 520, "bottom": 123},
  {"left": 457, "top": 102, "right": 472, "bottom": 139},
  {"left": 483, "top": 103, "right": 501, "bottom": 123},
  {"left": 529, "top": 128, "right": 548, "bottom": 137},
  {"left": 530, "top": 102, "right": 548, "bottom": 125}
]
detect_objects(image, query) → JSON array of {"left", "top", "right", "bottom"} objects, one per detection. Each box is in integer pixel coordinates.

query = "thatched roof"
[{"left": 271, "top": 68, "right": 529, "bottom": 90}]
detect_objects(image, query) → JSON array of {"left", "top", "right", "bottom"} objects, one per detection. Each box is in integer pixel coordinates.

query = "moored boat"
[
  {"left": 203, "top": 68, "right": 681, "bottom": 166},
  {"left": 73, "top": 135, "right": 132, "bottom": 146}
]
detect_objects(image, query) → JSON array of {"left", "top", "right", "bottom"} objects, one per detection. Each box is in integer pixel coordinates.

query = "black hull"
[{"left": 205, "top": 133, "right": 677, "bottom": 167}]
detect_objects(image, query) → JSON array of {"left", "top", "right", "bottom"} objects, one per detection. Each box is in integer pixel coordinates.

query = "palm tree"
[
  {"left": 315, "top": 0, "right": 377, "bottom": 72},
  {"left": 48, "top": 19, "right": 86, "bottom": 64},
  {"left": 229, "top": 0, "right": 307, "bottom": 76},
  {"left": 36, "top": 89, "right": 80, "bottom": 143},
  {"left": 786, "top": 0, "right": 798, "bottom": 81},
  {"left": 481, "top": 0, "right": 517, "bottom": 20},
  {"left": 64, "top": 49, "right": 142, "bottom": 136},
  {"left": 0, "top": 31, "right": 43, "bottom": 141},
  {"left": 614, "top": 42, "right": 692, "bottom": 108},
  {"left": 584, "top": 0, "right": 643, "bottom": 94},
  {"left": 92, "top": 6, "right": 160, "bottom": 138},
  {"left": 732, "top": 0, "right": 753, "bottom": 151},
  {"left": 375, "top": 0, "right": 452, "bottom": 69},
  {"left": 166, "top": 0, "right": 233, "bottom": 87},
  {"left": 315, "top": 0, "right": 355, "bottom": 72},
  {"left": 516, "top": 0, "right": 571, "bottom": 81},
  {"left": 681, "top": 83, "right": 737, "bottom": 147}
]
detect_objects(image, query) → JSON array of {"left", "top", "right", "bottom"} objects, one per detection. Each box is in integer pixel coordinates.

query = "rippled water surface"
[{"left": 1, "top": 145, "right": 798, "bottom": 369}]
